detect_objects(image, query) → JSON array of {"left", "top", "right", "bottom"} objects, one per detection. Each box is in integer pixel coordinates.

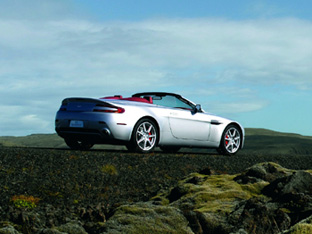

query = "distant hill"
[
  {"left": 243, "top": 128, "right": 312, "bottom": 155},
  {"left": 0, "top": 134, "right": 65, "bottom": 148},
  {"left": 0, "top": 128, "right": 311, "bottom": 155}
]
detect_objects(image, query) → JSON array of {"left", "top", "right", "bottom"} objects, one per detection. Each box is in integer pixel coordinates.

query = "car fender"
[{"left": 209, "top": 121, "right": 245, "bottom": 149}]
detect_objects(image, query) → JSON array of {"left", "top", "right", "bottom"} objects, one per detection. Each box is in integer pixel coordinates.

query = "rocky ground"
[{"left": 0, "top": 146, "right": 312, "bottom": 233}]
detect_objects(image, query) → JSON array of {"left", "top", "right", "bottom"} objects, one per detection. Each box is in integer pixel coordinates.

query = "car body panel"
[
  {"left": 55, "top": 92, "right": 245, "bottom": 152},
  {"left": 168, "top": 109, "right": 210, "bottom": 141}
]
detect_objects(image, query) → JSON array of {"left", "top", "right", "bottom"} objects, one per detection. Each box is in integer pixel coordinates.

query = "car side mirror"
[{"left": 195, "top": 104, "right": 202, "bottom": 113}]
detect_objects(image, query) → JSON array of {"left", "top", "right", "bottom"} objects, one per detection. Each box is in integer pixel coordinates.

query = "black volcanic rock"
[
  {"left": 1, "top": 147, "right": 312, "bottom": 233},
  {"left": 229, "top": 197, "right": 291, "bottom": 234},
  {"left": 234, "top": 162, "right": 294, "bottom": 184},
  {"left": 263, "top": 170, "right": 312, "bottom": 199}
]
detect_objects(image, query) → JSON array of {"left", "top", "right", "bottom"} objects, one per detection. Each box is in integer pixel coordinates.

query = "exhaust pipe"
[{"left": 102, "top": 128, "right": 111, "bottom": 136}]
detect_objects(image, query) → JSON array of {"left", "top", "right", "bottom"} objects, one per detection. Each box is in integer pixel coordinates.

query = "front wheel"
[
  {"left": 128, "top": 118, "right": 158, "bottom": 153},
  {"left": 218, "top": 125, "right": 242, "bottom": 155}
]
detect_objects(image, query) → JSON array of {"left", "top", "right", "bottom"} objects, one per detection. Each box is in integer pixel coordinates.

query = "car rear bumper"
[{"left": 55, "top": 110, "right": 133, "bottom": 143}]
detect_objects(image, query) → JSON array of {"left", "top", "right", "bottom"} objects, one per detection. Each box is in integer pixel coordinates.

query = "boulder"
[
  {"left": 56, "top": 221, "right": 87, "bottom": 234},
  {"left": 102, "top": 202, "right": 193, "bottom": 234},
  {"left": 39, "top": 228, "right": 67, "bottom": 234},
  {"left": 158, "top": 172, "right": 269, "bottom": 233},
  {"left": 0, "top": 225, "right": 21, "bottom": 234},
  {"left": 262, "top": 170, "right": 312, "bottom": 199},
  {"left": 151, "top": 163, "right": 312, "bottom": 234},
  {"left": 234, "top": 162, "right": 294, "bottom": 184},
  {"left": 282, "top": 215, "right": 312, "bottom": 234},
  {"left": 229, "top": 197, "right": 291, "bottom": 234},
  {"left": 262, "top": 170, "right": 312, "bottom": 224}
]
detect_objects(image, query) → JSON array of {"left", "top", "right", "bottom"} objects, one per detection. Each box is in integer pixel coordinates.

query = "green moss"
[
  {"left": 165, "top": 173, "right": 269, "bottom": 215},
  {"left": 100, "top": 164, "right": 118, "bottom": 175},
  {"left": 240, "top": 181, "right": 269, "bottom": 196},
  {"left": 0, "top": 221, "right": 19, "bottom": 229},
  {"left": 118, "top": 205, "right": 152, "bottom": 216},
  {"left": 306, "top": 170, "right": 312, "bottom": 174},
  {"left": 280, "top": 208, "right": 291, "bottom": 214},
  {"left": 193, "top": 175, "right": 266, "bottom": 213},
  {"left": 287, "top": 223, "right": 312, "bottom": 234},
  {"left": 151, "top": 192, "right": 170, "bottom": 205},
  {"left": 57, "top": 221, "right": 87, "bottom": 234},
  {"left": 104, "top": 202, "right": 192, "bottom": 234}
]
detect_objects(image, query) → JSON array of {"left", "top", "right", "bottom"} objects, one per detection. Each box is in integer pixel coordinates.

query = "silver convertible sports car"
[{"left": 55, "top": 92, "right": 244, "bottom": 155}]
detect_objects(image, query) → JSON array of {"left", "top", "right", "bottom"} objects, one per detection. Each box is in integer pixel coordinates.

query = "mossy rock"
[
  {"left": 103, "top": 202, "right": 193, "bottom": 234},
  {"left": 282, "top": 215, "right": 312, "bottom": 234},
  {"left": 56, "top": 221, "right": 87, "bottom": 234},
  {"left": 150, "top": 170, "right": 271, "bottom": 233},
  {"left": 0, "top": 225, "right": 21, "bottom": 234},
  {"left": 161, "top": 172, "right": 269, "bottom": 215},
  {"left": 39, "top": 228, "right": 67, "bottom": 234},
  {"left": 234, "top": 162, "right": 295, "bottom": 184}
]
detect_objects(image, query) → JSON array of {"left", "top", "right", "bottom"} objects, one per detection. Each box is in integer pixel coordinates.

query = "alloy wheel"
[
  {"left": 135, "top": 121, "right": 157, "bottom": 152},
  {"left": 224, "top": 127, "right": 241, "bottom": 154}
]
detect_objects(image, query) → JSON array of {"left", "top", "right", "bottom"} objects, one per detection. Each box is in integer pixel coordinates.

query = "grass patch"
[{"left": 11, "top": 195, "right": 40, "bottom": 209}]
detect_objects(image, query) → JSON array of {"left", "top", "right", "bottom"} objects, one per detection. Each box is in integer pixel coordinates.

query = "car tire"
[
  {"left": 64, "top": 138, "right": 94, "bottom": 150},
  {"left": 129, "top": 118, "right": 158, "bottom": 153},
  {"left": 218, "top": 124, "right": 242, "bottom": 156}
]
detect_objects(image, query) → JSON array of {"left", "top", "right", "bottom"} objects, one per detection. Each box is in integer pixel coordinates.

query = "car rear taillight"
[{"left": 93, "top": 104, "right": 125, "bottom": 113}]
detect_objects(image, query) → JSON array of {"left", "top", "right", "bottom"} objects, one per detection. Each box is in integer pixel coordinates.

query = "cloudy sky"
[{"left": 1, "top": 0, "right": 312, "bottom": 136}]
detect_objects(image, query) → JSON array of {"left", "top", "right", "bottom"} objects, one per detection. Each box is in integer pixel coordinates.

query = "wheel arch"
[
  {"left": 131, "top": 116, "right": 161, "bottom": 145},
  {"left": 219, "top": 122, "right": 245, "bottom": 149}
]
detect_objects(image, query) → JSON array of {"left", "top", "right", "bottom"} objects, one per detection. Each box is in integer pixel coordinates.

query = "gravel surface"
[{"left": 1, "top": 146, "right": 311, "bottom": 210}]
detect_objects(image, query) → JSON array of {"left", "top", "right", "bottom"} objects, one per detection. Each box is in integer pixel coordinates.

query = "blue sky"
[{"left": 0, "top": 0, "right": 312, "bottom": 136}]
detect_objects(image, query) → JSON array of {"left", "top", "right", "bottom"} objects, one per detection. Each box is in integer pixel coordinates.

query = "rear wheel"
[
  {"left": 218, "top": 125, "right": 241, "bottom": 155},
  {"left": 128, "top": 118, "right": 158, "bottom": 153},
  {"left": 64, "top": 138, "right": 94, "bottom": 150}
]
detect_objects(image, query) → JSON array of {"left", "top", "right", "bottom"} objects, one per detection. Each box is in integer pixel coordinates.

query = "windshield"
[
  {"left": 134, "top": 93, "right": 195, "bottom": 110},
  {"left": 154, "top": 95, "right": 193, "bottom": 109}
]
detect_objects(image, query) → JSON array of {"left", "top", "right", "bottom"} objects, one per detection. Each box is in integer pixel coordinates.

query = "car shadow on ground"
[
  {"left": 22, "top": 146, "right": 220, "bottom": 156},
  {"left": 58, "top": 147, "right": 220, "bottom": 156}
]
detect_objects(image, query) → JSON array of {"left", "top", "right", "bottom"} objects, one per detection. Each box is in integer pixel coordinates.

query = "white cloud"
[
  {"left": 1, "top": 16, "right": 312, "bottom": 135},
  {"left": 20, "top": 114, "right": 49, "bottom": 130},
  {"left": 0, "top": 106, "right": 50, "bottom": 136},
  {"left": 2, "top": 18, "right": 312, "bottom": 88},
  {"left": 208, "top": 101, "right": 268, "bottom": 115}
]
